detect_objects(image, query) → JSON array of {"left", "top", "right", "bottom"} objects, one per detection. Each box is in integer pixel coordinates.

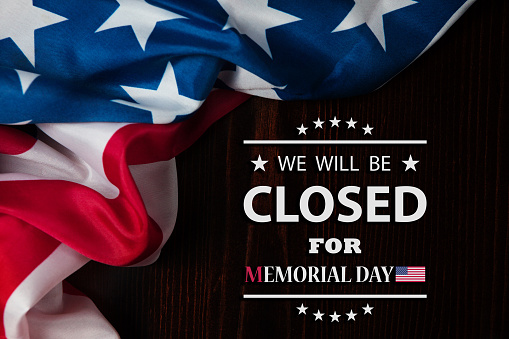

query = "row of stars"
[
  {"left": 296, "top": 303, "right": 374, "bottom": 322},
  {"left": 4, "top": 0, "right": 416, "bottom": 68},
  {"left": 252, "top": 155, "right": 420, "bottom": 172},
  {"left": 297, "top": 117, "right": 373, "bottom": 135}
]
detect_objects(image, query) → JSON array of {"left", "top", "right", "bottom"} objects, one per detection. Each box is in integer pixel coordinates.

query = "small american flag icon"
[{"left": 395, "top": 266, "right": 426, "bottom": 282}]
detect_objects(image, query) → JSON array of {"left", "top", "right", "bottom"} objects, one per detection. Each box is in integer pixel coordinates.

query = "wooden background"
[{"left": 68, "top": 1, "right": 508, "bottom": 338}]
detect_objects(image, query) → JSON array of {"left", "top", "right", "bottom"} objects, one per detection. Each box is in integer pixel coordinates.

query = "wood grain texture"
[{"left": 68, "top": 1, "right": 508, "bottom": 338}]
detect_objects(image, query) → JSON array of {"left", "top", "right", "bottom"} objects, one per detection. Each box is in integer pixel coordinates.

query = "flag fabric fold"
[
  {"left": 0, "top": 0, "right": 474, "bottom": 337},
  {"left": 0, "top": 0, "right": 474, "bottom": 124},
  {"left": 0, "top": 90, "right": 248, "bottom": 338}
]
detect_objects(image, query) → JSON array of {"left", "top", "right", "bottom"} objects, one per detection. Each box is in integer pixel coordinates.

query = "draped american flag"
[{"left": 0, "top": 0, "right": 473, "bottom": 337}]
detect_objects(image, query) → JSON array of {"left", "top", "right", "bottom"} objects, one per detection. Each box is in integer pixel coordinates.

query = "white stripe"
[
  {"left": 26, "top": 287, "right": 119, "bottom": 339},
  {"left": 3, "top": 244, "right": 88, "bottom": 339},
  {"left": 128, "top": 159, "right": 178, "bottom": 266},
  {"left": 37, "top": 122, "right": 129, "bottom": 192},
  {"left": 0, "top": 139, "right": 119, "bottom": 199},
  {"left": 4, "top": 120, "right": 33, "bottom": 125}
]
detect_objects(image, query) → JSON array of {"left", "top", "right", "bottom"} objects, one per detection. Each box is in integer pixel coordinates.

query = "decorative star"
[
  {"left": 332, "top": 0, "right": 417, "bottom": 51},
  {"left": 251, "top": 155, "right": 268, "bottom": 172},
  {"left": 313, "top": 309, "right": 324, "bottom": 321},
  {"left": 217, "top": 0, "right": 301, "bottom": 58},
  {"left": 402, "top": 155, "right": 419, "bottom": 171},
  {"left": 0, "top": 0, "right": 67, "bottom": 67},
  {"left": 362, "top": 303, "right": 374, "bottom": 315},
  {"left": 346, "top": 309, "right": 357, "bottom": 321},
  {"left": 329, "top": 311, "right": 341, "bottom": 322},
  {"left": 313, "top": 118, "right": 324, "bottom": 129},
  {"left": 297, "top": 124, "right": 308, "bottom": 135},
  {"left": 362, "top": 124, "right": 373, "bottom": 135},
  {"left": 296, "top": 303, "right": 308, "bottom": 315},
  {"left": 346, "top": 117, "right": 357, "bottom": 129},
  {"left": 330, "top": 116, "right": 341, "bottom": 127},
  {"left": 96, "top": 0, "right": 186, "bottom": 50},
  {"left": 15, "top": 70, "right": 39, "bottom": 94},
  {"left": 112, "top": 61, "right": 203, "bottom": 124},
  {"left": 217, "top": 65, "right": 285, "bottom": 100}
]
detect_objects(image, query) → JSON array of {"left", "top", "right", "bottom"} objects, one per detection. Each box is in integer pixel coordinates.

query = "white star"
[
  {"left": 112, "top": 61, "right": 203, "bottom": 124},
  {"left": 329, "top": 311, "right": 341, "bottom": 322},
  {"left": 362, "top": 124, "right": 373, "bottom": 135},
  {"left": 297, "top": 124, "right": 308, "bottom": 135},
  {"left": 362, "top": 303, "right": 374, "bottom": 315},
  {"left": 251, "top": 155, "right": 268, "bottom": 172},
  {"left": 218, "top": 65, "right": 285, "bottom": 100},
  {"left": 332, "top": 0, "right": 417, "bottom": 51},
  {"left": 330, "top": 116, "right": 341, "bottom": 127},
  {"left": 346, "top": 117, "right": 357, "bottom": 129},
  {"left": 313, "top": 309, "right": 324, "bottom": 321},
  {"left": 217, "top": 0, "right": 301, "bottom": 58},
  {"left": 313, "top": 118, "right": 324, "bottom": 129},
  {"left": 296, "top": 303, "right": 308, "bottom": 315},
  {"left": 346, "top": 309, "right": 357, "bottom": 321},
  {"left": 15, "top": 70, "right": 39, "bottom": 94},
  {"left": 0, "top": 0, "right": 67, "bottom": 67},
  {"left": 402, "top": 155, "right": 419, "bottom": 171},
  {"left": 96, "top": 0, "right": 186, "bottom": 50}
]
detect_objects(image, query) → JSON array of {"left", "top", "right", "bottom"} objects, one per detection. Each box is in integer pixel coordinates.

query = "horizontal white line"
[
  {"left": 243, "top": 294, "right": 427, "bottom": 299},
  {"left": 243, "top": 140, "right": 427, "bottom": 145}
]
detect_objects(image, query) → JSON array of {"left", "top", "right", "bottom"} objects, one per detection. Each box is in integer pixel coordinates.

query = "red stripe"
[
  {"left": 107, "top": 90, "right": 250, "bottom": 166},
  {"left": 0, "top": 216, "right": 60, "bottom": 337},
  {"left": 0, "top": 90, "right": 249, "bottom": 266},
  {"left": 0, "top": 126, "right": 37, "bottom": 155},
  {"left": 62, "top": 281, "right": 86, "bottom": 297}
]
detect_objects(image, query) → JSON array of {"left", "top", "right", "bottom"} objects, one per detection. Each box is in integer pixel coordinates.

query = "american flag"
[
  {"left": 0, "top": 0, "right": 472, "bottom": 337},
  {"left": 0, "top": 0, "right": 474, "bottom": 124},
  {"left": 395, "top": 266, "right": 426, "bottom": 282}
]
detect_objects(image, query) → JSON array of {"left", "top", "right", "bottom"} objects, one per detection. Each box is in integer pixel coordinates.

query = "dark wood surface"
[{"left": 68, "top": 1, "right": 508, "bottom": 338}]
